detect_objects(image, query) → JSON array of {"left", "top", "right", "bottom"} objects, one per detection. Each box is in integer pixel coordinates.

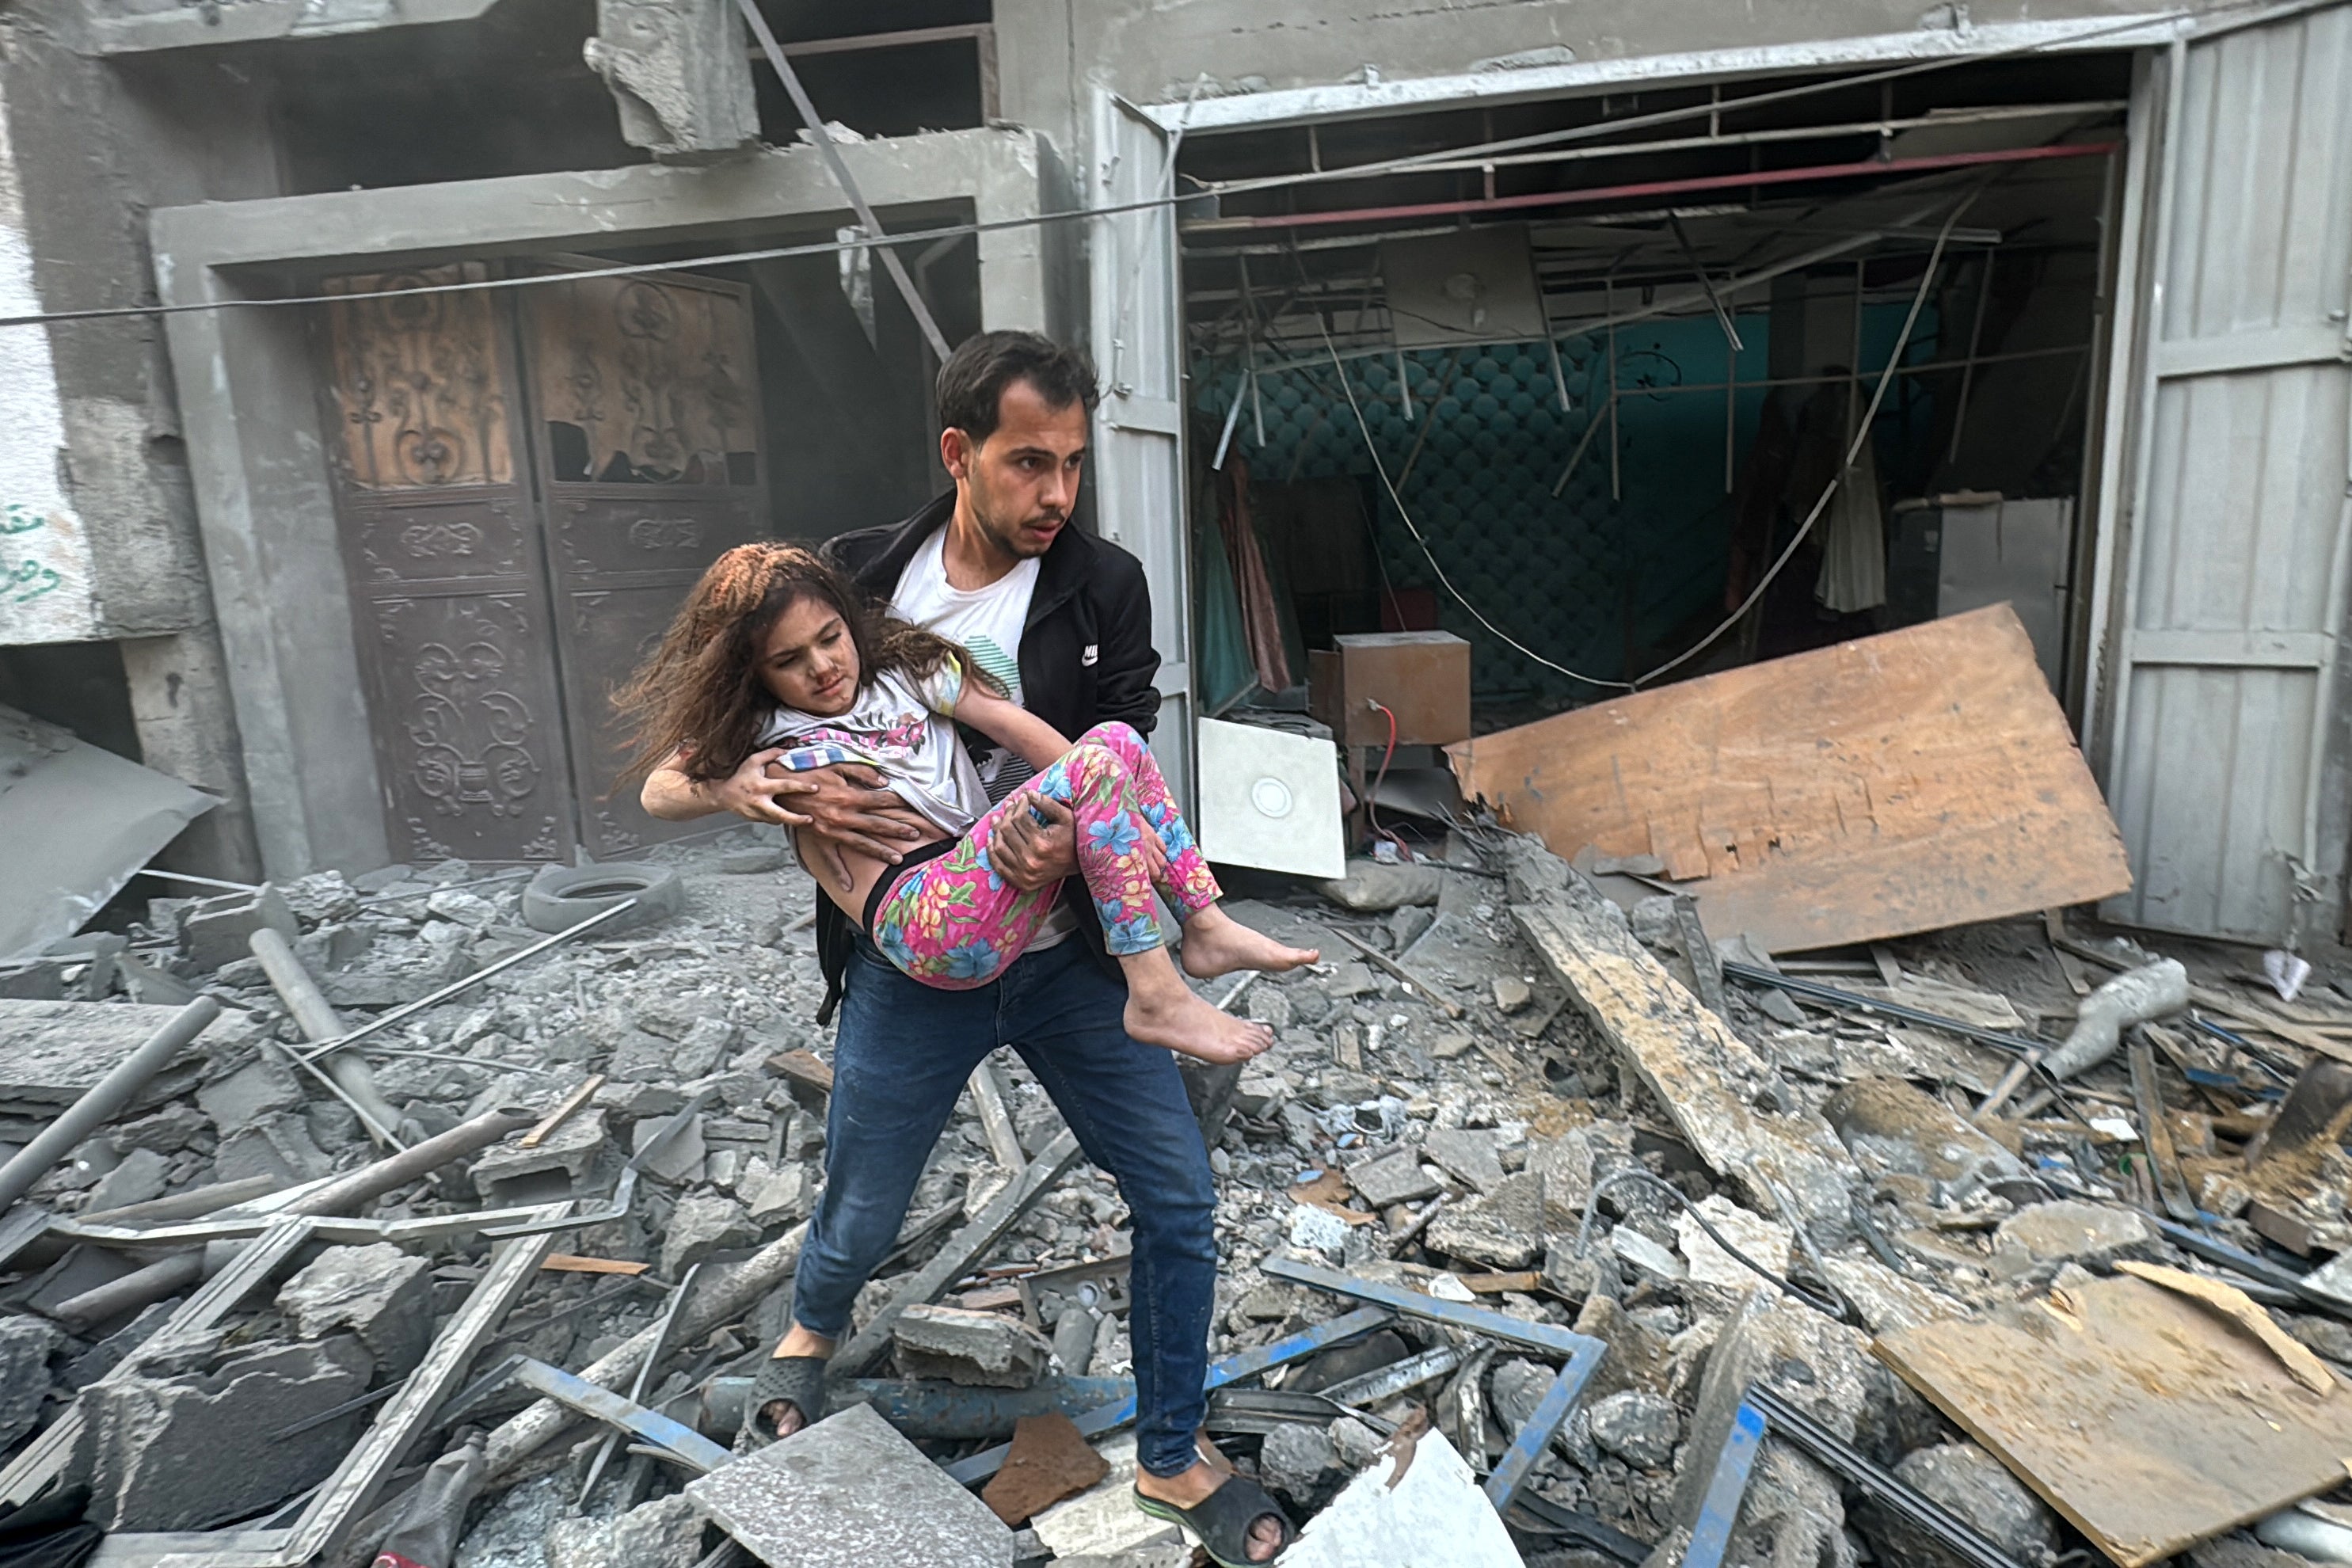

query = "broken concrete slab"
[
  {"left": 979, "top": 1411, "right": 1110, "bottom": 1526},
  {"left": 76, "top": 1334, "right": 374, "bottom": 1530},
  {"left": 1989, "top": 1200, "right": 2156, "bottom": 1280},
  {"left": 275, "top": 1242, "right": 434, "bottom": 1379},
  {"left": 1821, "top": 1075, "right": 2028, "bottom": 1192},
  {"left": 1280, "top": 1421, "right": 1524, "bottom": 1568},
  {"left": 660, "top": 1192, "right": 757, "bottom": 1276},
  {"left": 547, "top": 1490, "right": 706, "bottom": 1568},
  {"left": 894, "top": 1302, "right": 1055, "bottom": 1387},
  {"left": 0, "top": 998, "right": 232, "bottom": 1113},
  {"left": 1425, "top": 1170, "right": 1544, "bottom": 1270},
  {"left": 1260, "top": 1418, "right": 1346, "bottom": 1510},
  {"left": 473, "top": 1109, "right": 608, "bottom": 1196},
  {"left": 1418, "top": 1127, "right": 1507, "bottom": 1194},
  {"left": 178, "top": 884, "right": 299, "bottom": 972},
  {"left": 1855, "top": 1441, "right": 2059, "bottom": 1568},
  {"left": 632, "top": 1111, "right": 706, "bottom": 1184},
  {"left": 0, "top": 1314, "right": 56, "bottom": 1448},
  {"left": 212, "top": 1111, "right": 333, "bottom": 1184},
  {"left": 1675, "top": 1194, "right": 1792, "bottom": 1293},
  {"left": 1029, "top": 1433, "right": 1181, "bottom": 1561},
  {"left": 1347, "top": 1147, "right": 1443, "bottom": 1208},
  {"left": 686, "top": 1402, "right": 1014, "bottom": 1566},
  {"left": 82, "top": 1146, "right": 169, "bottom": 1212},
  {"left": 195, "top": 1051, "right": 306, "bottom": 1128},
  {"left": 1507, "top": 841, "right": 1859, "bottom": 1239},
  {"left": 1586, "top": 1388, "right": 1678, "bottom": 1468}
]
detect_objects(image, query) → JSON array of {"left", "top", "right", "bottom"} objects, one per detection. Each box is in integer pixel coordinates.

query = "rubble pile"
[{"left": 6, "top": 820, "right": 2352, "bottom": 1566}]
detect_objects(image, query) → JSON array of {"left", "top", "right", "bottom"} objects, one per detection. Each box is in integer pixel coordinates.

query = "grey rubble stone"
[
  {"left": 58, "top": 1300, "right": 174, "bottom": 1392},
  {"left": 1418, "top": 1127, "right": 1508, "bottom": 1194},
  {"left": 1854, "top": 1442, "right": 2058, "bottom": 1568},
  {"left": 662, "top": 1193, "right": 758, "bottom": 1276},
  {"left": 1670, "top": 1289, "right": 1938, "bottom": 1538},
  {"left": 276, "top": 1243, "right": 435, "bottom": 1379},
  {"left": 1494, "top": 974, "right": 1533, "bottom": 1013},
  {"left": 1426, "top": 1169, "right": 1544, "bottom": 1270},
  {"left": 744, "top": 1159, "right": 813, "bottom": 1224},
  {"left": 1317, "top": 859, "right": 1444, "bottom": 912},
  {"left": 610, "top": 1016, "right": 736, "bottom": 1084},
  {"left": 633, "top": 1112, "right": 706, "bottom": 1185},
  {"left": 1542, "top": 1241, "right": 1622, "bottom": 1306},
  {"left": 2192, "top": 1538, "right": 2325, "bottom": 1568},
  {"left": 1991, "top": 1199, "right": 2157, "bottom": 1278},
  {"left": 0, "top": 1315, "right": 57, "bottom": 1448},
  {"left": 1587, "top": 1389, "right": 1678, "bottom": 1469},
  {"left": 1821, "top": 1076, "right": 2029, "bottom": 1190},
  {"left": 1609, "top": 1225, "right": 1685, "bottom": 1284},
  {"left": 453, "top": 1472, "right": 569, "bottom": 1568},
  {"left": 84, "top": 1147, "right": 170, "bottom": 1212},
  {"left": 472, "top": 1109, "right": 608, "bottom": 1195},
  {"left": 213, "top": 1113, "right": 333, "bottom": 1184},
  {"left": 1327, "top": 1415, "right": 1383, "bottom": 1471},
  {"left": 1347, "top": 1147, "right": 1442, "bottom": 1208},
  {"left": 78, "top": 1335, "right": 373, "bottom": 1531},
  {"left": 195, "top": 1051, "right": 306, "bottom": 1127},
  {"left": 686, "top": 1402, "right": 1014, "bottom": 1566},
  {"left": 547, "top": 1492, "right": 706, "bottom": 1568},
  {"left": 178, "top": 884, "right": 299, "bottom": 972},
  {"left": 1259, "top": 1421, "right": 1344, "bottom": 1509},
  {"left": 894, "top": 1303, "right": 1055, "bottom": 1387},
  {"left": 111, "top": 1102, "right": 212, "bottom": 1155},
  {"left": 425, "top": 889, "right": 499, "bottom": 929}
]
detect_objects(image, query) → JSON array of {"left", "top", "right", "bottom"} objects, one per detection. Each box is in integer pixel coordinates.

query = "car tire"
[{"left": 521, "top": 862, "right": 685, "bottom": 935}]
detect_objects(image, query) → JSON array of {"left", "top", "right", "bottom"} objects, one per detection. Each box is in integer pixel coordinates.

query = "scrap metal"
[{"left": 0, "top": 995, "right": 219, "bottom": 1213}]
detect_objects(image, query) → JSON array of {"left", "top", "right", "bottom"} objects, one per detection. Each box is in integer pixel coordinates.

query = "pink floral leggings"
[{"left": 870, "top": 722, "right": 1222, "bottom": 988}]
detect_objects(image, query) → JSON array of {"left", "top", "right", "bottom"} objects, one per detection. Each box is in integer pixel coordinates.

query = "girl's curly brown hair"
[{"left": 612, "top": 542, "right": 988, "bottom": 787}]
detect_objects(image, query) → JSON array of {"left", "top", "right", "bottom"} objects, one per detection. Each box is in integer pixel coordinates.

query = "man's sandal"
[
  {"left": 1132, "top": 1475, "right": 1297, "bottom": 1568},
  {"left": 740, "top": 1354, "right": 829, "bottom": 1448}
]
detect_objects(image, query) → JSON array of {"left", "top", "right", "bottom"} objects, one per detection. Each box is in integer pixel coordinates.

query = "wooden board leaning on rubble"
[
  {"left": 1449, "top": 605, "right": 2133, "bottom": 954},
  {"left": 1874, "top": 1269, "right": 2352, "bottom": 1566},
  {"left": 1514, "top": 885, "right": 1859, "bottom": 1238}
]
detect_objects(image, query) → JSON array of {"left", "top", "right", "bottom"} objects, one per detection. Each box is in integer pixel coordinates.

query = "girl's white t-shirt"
[{"left": 756, "top": 662, "right": 988, "bottom": 837}]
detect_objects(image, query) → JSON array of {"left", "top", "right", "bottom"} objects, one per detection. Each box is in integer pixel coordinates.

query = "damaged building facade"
[{"left": 0, "top": 0, "right": 2346, "bottom": 950}]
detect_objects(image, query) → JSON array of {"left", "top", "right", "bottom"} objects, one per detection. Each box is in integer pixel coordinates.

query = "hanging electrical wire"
[{"left": 1310, "top": 185, "right": 1972, "bottom": 693}]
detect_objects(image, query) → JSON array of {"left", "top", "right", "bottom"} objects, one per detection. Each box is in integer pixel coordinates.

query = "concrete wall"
[
  {"left": 998, "top": 0, "right": 2230, "bottom": 154},
  {"left": 152, "top": 127, "right": 1067, "bottom": 877},
  {"left": 0, "top": 7, "right": 280, "bottom": 874}
]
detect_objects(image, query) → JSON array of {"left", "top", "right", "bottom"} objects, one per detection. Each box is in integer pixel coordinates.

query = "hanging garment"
[
  {"left": 1218, "top": 458, "right": 1294, "bottom": 695},
  {"left": 1803, "top": 382, "right": 1888, "bottom": 614}
]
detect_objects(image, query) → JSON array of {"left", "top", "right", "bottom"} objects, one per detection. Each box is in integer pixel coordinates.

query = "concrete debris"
[
  {"left": 547, "top": 1491, "right": 706, "bottom": 1568},
  {"left": 1855, "top": 1441, "right": 2060, "bottom": 1568},
  {"left": 177, "top": 884, "right": 299, "bottom": 972},
  {"left": 687, "top": 1402, "right": 1015, "bottom": 1566},
  {"left": 893, "top": 1302, "right": 1056, "bottom": 1387},
  {"left": 77, "top": 1334, "right": 375, "bottom": 1531},
  {"left": 275, "top": 1242, "right": 435, "bottom": 1379},
  {"left": 1281, "top": 1423, "right": 1526, "bottom": 1568},
  {"left": 1, "top": 820, "right": 2331, "bottom": 1568}
]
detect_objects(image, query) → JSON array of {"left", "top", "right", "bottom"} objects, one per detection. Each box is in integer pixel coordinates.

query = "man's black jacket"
[{"left": 809, "top": 491, "right": 1162, "bottom": 1021}]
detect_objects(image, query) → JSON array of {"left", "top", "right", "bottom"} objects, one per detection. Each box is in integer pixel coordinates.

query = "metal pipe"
[
  {"left": 53, "top": 1252, "right": 203, "bottom": 1331},
  {"left": 249, "top": 927, "right": 405, "bottom": 1148},
  {"left": 76, "top": 1174, "right": 284, "bottom": 1227},
  {"left": 0, "top": 996, "right": 219, "bottom": 1215},
  {"left": 1197, "top": 141, "right": 2120, "bottom": 233},
  {"left": 295, "top": 899, "right": 636, "bottom": 1065},
  {"left": 290, "top": 1105, "right": 535, "bottom": 1219},
  {"left": 733, "top": 0, "right": 953, "bottom": 363}
]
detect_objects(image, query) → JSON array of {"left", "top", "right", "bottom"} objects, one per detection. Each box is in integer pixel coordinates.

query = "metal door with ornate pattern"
[
  {"left": 322, "top": 266, "right": 576, "bottom": 863},
  {"left": 519, "top": 268, "right": 767, "bottom": 858},
  {"left": 321, "top": 263, "right": 767, "bottom": 862}
]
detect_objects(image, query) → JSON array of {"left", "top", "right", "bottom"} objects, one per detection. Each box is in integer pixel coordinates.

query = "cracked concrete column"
[{"left": 584, "top": 0, "right": 758, "bottom": 158}]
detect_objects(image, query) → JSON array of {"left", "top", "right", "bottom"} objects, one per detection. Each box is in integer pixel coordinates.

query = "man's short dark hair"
[{"left": 936, "top": 331, "right": 1099, "bottom": 446}]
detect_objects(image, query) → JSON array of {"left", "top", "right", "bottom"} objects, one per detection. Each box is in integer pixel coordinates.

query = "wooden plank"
[
  {"left": 1449, "top": 606, "right": 2133, "bottom": 953},
  {"left": 1875, "top": 1272, "right": 2352, "bottom": 1566},
  {"left": 1513, "top": 885, "right": 1857, "bottom": 1236}
]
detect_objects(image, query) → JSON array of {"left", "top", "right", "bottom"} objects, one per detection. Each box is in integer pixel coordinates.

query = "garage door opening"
[{"left": 1171, "top": 52, "right": 2133, "bottom": 839}]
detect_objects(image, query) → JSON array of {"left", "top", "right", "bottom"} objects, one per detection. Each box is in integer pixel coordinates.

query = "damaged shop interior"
[
  {"left": 20, "top": 22, "right": 2352, "bottom": 1568},
  {"left": 1179, "top": 51, "right": 2126, "bottom": 840}
]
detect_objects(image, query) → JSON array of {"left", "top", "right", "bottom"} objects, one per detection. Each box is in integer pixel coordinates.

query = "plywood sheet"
[
  {"left": 1875, "top": 1273, "right": 2352, "bottom": 1565},
  {"left": 1447, "top": 605, "right": 2132, "bottom": 953}
]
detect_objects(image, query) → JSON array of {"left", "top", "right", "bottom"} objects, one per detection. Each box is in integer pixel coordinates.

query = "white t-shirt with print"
[
  {"left": 888, "top": 524, "right": 1075, "bottom": 947},
  {"left": 755, "top": 664, "right": 987, "bottom": 838},
  {"left": 890, "top": 527, "right": 1040, "bottom": 802}
]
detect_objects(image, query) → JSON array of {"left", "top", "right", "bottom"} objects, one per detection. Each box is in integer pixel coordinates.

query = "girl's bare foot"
[
  {"left": 1120, "top": 956, "right": 1273, "bottom": 1064},
  {"left": 1178, "top": 908, "right": 1319, "bottom": 981}
]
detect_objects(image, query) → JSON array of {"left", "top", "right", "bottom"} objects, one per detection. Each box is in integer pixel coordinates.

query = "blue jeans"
[{"left": 790, "top": 934, "right": 1219, "bottom": 1478}]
